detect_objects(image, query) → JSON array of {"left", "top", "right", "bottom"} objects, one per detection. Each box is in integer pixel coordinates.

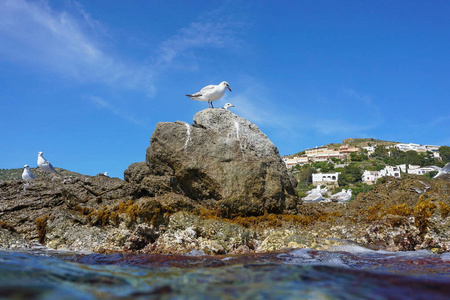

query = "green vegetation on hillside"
[{"left": 290, "top": 138, "right": 450, "bottom": 198}]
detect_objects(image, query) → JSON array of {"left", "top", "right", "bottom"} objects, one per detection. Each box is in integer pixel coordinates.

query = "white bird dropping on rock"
[
  {"left": 37, "top": 152, "right": 58, "bottom": 174},
  {"left": 22, "top": 165, "right": 35, "bottom": 181},
  {"left": 186, "top": 81, "right": 231, "bottom": 108}
]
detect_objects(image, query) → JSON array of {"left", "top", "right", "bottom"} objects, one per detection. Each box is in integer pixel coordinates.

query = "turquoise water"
[{"left": 1, "top": 246, "right": 449, "bottom": 299}]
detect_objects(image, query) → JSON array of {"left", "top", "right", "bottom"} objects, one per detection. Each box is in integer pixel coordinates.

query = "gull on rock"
[
  {"left": 306, "top": 185, "right": 321, "bottom": 195},
  {"left": 22, "top": 165, "right": 35, "bottom": 181},
  {"left": 223, "top": 103, "right": 235, "bottom": 110},
  {"left": 320, "top": 186, "right": 328, "bottom": 196},
  {"left": 428, "top": 163, "right": 450, "bottom": 178},
  {"left": 186, "top": 81, "right": 231, "bottom": 108},
  {"left": 302, "top": 189, "right": 324, "bottom": 203},
  {"left": 333, "top": 189, "right": 353, "bottom": 202},
  {"left": 329, "top": 189, "right": 347, "bottom": 201},
  {"left": 37, "top": 152, "right": 58, "bottom": 174}
]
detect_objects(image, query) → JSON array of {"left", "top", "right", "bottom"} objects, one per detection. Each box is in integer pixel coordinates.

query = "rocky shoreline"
[{"left": 1, "top": 109, "right": 449, "bottom": 254}]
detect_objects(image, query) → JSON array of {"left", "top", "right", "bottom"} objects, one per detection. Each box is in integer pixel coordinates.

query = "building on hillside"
[
  {"left": 395, "top": 143, "right": 424, "bottom": 152},
  {"left": 312, "top": 172, "right": 339, "bottom": 186},
  {"left": 362, "top": 146, "right": 375, "bottom": 155},
  {"left": 283, "top": 156, "right": 309, "bottom": 169},
  {"left": 397, "top": 164, "right": 407, "bottom": 173},
  {"left": 407, "top": 165, "right": 436, "bottom": 175},
  {"left": 362, "top": 170, "right": 382, "bottom": 184},
  {"left": 339, "top": 144, "right": 360, "bottom": 154},
  {"left": 362, "top": 165, "right": 402, "bottom": 185},
  {"left": 305, "top": 146, "right": 343, "bottom": 162},
  {"left": 379, "top": 166, "right": 401, "bottom": 178},
  {"left": 425, "top": 145, "right": 441, "bottom": 159},
  {"left": 425, "top": 145, "right": 440, "bottom": 152}
]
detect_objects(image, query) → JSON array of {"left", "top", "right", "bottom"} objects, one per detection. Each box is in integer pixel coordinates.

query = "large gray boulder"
[{"left": 128, "top": 108, "right": 299, "bottom": 217}]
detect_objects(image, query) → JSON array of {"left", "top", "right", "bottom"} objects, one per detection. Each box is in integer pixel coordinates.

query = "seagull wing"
[
  {"left": 43, "top": 160, "right": 58, "bottom": 173},
  {"left": 427, "top": 165, "right": 442, "bottom": 171},
  {"left": 199, "top": 85, "right": 216, "bottom": 93},
  {"left": 443, "top": 163, "right": 450, "bottom": 172}
]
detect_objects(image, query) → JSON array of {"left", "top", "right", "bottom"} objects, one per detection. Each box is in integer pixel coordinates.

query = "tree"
[
  {"left": 296, "top": 165, "right": 315, "bottom": 190},
  {"left": 350, "top": 152, "right": 369, "bottom": 162},
  {"left": 338, "top": 164, "right": 363, "bottom": 186},
  {"left": 439, "top": 146, "right": 450, "bottom": 163},
  {"left": 372, "top": 145, "right": 389, "bottom": 159}
]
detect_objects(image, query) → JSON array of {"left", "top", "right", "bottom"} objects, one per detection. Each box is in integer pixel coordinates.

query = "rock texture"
[
  {"left": 1, "top": 108, "right": 449, "bottom": 255},
  {"left": 126, "top": 108, "right": 299, "bottom": 217}
]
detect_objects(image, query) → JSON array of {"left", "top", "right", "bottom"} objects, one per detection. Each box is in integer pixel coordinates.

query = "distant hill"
[
  {"left": 0, "top": 167, "right": 84, "bottom": 183},
  {"left": 328, "top": 138, "right": 399, "bottom": 150},
  {"left": 287, "top": 138, "right": 399, "bottom": 158}
]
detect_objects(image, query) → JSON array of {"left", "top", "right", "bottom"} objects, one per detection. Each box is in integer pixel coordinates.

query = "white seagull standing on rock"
[
  {"left": 333, "top": 189, "right": 353, "bottom": 202},
  {"left": 306, "top": 185, "right": 321, "bottom": 195},
  {"left": 428, "top": 163, "right": 450, "bottom": 178},
  {"left": 302, "top": 188, "right": 324, "bottom": 203},
  {"left": 186, "top": 81, "right": 231, "bottom": 108},
  {"left": 329, "top": 189, "right": 347, "bottom": 201},
  {"left": 37, "top": 152, "right": 58, "bottom": 175},
  {"left": 223, "top": 103, "right": 235, "bottom": 110},
  {"left": 22, "top": 165, "right": 35, "bottom": 181}
]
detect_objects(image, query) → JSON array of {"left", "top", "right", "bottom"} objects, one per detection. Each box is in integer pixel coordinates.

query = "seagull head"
[
  {"left": 221, "top": 81, "right": 231, "bottom": 91},
  {"left": 24, "top": 164, "right": 29, "bottom": 169},
  {"left": 38, "top": 152, "right": 43, "bottom": 156},
  {"left": 223, "top": 103, "right": 235, "bottom": 110}
]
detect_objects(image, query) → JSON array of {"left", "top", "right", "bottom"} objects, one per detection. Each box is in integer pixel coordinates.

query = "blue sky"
[{"left": 1, "top": 0, "right": 449, "bottom": 178}]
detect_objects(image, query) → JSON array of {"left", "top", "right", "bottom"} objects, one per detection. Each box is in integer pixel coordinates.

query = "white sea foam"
[
  {"left": 185, "top": 249, "right": 207, "bottom": 257},
  {"left": 329, "top": 245, "right": 376, "bottom": 253},
  {"left": 441, "top": 252, "right": 450, "bottom": 261}
]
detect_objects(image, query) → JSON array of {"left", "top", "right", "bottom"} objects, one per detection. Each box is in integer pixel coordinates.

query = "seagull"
[
  {"left": 329, "top": 189, "right": 347, "bottom": 201},
  {"left": 223, "top": 103, "right": 235, "bottom": 110},
  {"left": 37, "top": 152, "right": 58, "bottom": 174},
  {"left": 22, "top": 165, "right": 36, "bottom": 181},
  {"left": 306, "top": 185, "right": 321, "bottom": 195},
  {"left": 320, "top": 186, "right": 328, "bottom": 196},
  {"left": 333, "top": 189, "right": 353, "bottom": 202},
  {"left": 186, "top": 81, "right": 231, "bottom": 108},
  {"left": 428, "top": 163, "right": 450, "bottom": 178},
  {"left": 302, "top": 189, "right": 324, "bottom": 203}
]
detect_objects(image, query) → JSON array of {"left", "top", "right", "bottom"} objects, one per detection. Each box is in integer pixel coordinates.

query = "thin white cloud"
[
  {"left": 90, "top": 96, "right": 144, "bottom": 126},
  {"left": 226, "top": 77, "right": 383, "bottom": 141},
  {"left": 156, "top": 21, "right": 239, "bottom": 67},
  {"left": 309, "top": 118, "right": 376, "bottom": 136},
  {"left": 0, "top": 0, "right": 145, "bottom": 89}
]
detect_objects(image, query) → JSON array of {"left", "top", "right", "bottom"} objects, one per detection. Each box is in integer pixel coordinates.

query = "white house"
[
  {"left": 312, "top": 172, "right": 340, "bottom": 185},
  {"left": 379, "top": 166, "right": 401, "bottom": 178},
  {"left": 395, "top": 143, "right": 424, "bottom": 152},
  {"left": 362, "top": 146, "right": 375, "bottom": 155},
  {"left": 407, "top": 165, "right": 436, "bottom": 175},
  {"left": 362, "top": 165, "right": 402, "bottom": 184},
  {"left": 362, "top": 170, "right": 382, "bottom": 184}
]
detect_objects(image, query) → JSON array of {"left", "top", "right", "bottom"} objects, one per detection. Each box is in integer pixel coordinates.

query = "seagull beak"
[{"left": 227, "top": 86, "right": 232, "bottom": 91}]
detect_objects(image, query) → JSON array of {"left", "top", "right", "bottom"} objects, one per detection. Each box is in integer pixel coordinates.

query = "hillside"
[
  {"left": 0, "top": 167, "right": 84, "bottom": 183},
  {"left": 287, "top": 138, "right": 399, "bottom": 158},
  {"left": 327, "top": 138, "right": 398, "bottom": 150}
]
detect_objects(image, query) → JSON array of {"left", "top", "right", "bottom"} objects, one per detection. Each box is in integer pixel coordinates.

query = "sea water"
[{"left": 0, "top": 245, "right": 449, "bottom": 299}]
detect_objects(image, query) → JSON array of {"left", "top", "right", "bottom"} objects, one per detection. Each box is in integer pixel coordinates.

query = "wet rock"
[{"left": 148, "top": 211, "right": 257, "bottom": 255}]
